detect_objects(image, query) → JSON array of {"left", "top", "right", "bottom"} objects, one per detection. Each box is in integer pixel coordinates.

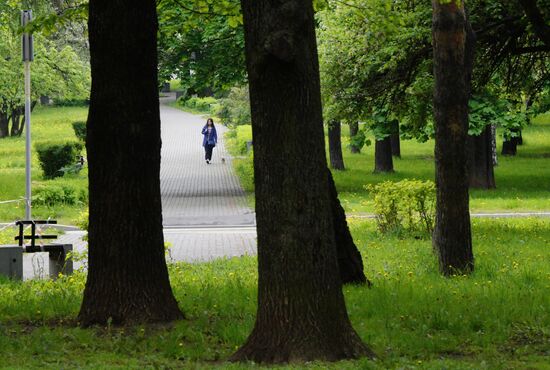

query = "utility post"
[{"left": 21, "top": 10, "right": 34, "bottom": 220}]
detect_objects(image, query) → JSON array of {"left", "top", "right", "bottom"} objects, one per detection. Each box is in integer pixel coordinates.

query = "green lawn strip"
[
  {"left": 228, "top": 115, "right": 550, "bottom": 215},
  {"left": 0, "top": 106, "right": 89, "bottom": 224},
  {"left": 1, "top": 218, "right": 548, "bottom": 368}
]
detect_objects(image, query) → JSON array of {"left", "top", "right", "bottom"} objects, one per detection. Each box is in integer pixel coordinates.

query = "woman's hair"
[{"left": 206, "top": 118, "right": 215, "bottom": 126}]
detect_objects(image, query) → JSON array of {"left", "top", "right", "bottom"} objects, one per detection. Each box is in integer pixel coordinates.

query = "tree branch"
[{"left": 519, "top": 0, "right": 550, "bottom": 48}]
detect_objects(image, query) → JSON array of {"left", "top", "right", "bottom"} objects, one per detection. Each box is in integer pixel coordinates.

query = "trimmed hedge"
[{"left": 35, "top": 142, "right": 83, "bottom": 179}]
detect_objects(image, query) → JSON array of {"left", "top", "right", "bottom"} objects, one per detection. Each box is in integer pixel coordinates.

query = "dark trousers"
[{"left": 204, "top": 144, "right": 215, "bottom": 161}]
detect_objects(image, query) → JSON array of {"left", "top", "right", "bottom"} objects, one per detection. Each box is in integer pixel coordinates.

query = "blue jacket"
[{"left": 202, "top": 125, "right": 218, "bottom": 147}]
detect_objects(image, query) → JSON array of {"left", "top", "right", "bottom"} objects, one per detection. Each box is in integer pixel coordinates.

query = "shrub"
[
  {"left": 225, "top": 125, "right": 253, "bottom": 156},
  {"left": 177, "top": 96, "right": 217, "bottom": 113},
  {"left": 215, "top": 86, "right": 251, "bottom": 126},
  {"left": 33, "top": 184, "right": 87, "bottom": 207},
  {"left": 72, "top": 121, "right": 86, "bottom": 142},
  {"left": 35, "top": 142, "right": 83, "bottom": 179},
  {"left": 366, "top": 179, "right": 435, "bottom": 238}
]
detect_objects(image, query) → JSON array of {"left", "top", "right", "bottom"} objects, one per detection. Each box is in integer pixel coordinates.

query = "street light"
[{"left": 21, "top": 10, "right": 33, "bottom": 220}]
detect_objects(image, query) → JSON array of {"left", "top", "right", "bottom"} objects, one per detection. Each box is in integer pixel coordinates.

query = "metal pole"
[{"left": 24, "top": 61, "right": 31, "bottom": 220}]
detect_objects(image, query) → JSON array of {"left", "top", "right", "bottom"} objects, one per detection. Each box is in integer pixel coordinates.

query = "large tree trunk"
[
  {"left": 431, "top": 0, "right": 474, "bottom": 276},
  {"left": 374, "top": 137, "right": 394, "bottom": 173},
  {"left": 78, "top": 0, "right": 183, "bottom": 326},
  {"left": 348, "top": 121, "right": 361, "bottom": 153},
  {"left": 467, "top": 125, "right": 496, "bottom": 189},
  {"left": 327, "top": 169, "right": 369, "bottom": 286},
  {"left": 10, "top": 106, "right": 24, "bottom": 137},
  {"left": 232, "top": 0, "right": 373, "bottom": 363},
  {"left": 328, "top": 120, "right": 345, "bottom": 170},
  {"left": 390, "top": 120, "right": 401, "bottom": 157}
]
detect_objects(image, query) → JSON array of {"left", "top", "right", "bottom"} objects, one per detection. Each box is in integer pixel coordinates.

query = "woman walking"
[{"left": 201, "top": 118, "right": 218, "bottom": 164}]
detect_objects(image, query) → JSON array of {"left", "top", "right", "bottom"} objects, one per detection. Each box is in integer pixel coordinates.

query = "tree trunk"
[
  {"left": 390, "top": 120, "right": 401, "bottom": 157},
  {"left": 502, "top": 136, "right": 518, "bottom": 155},
  {"left": 517, "top": 130, "right": 523, "bottom": 145},
  {"left": 232, "top": 0, "right": 373, "bottom": 363},
  {"left": 467, "top": 125, "right": 496, "bottom": 189},
  {"left": 374, "top": 137, "right": 394, "bottom": 173},
  {"left": 0, "top": 110, "right": 8, "bottom": 138},
  {"left": 327, "top": 169, "right": 369, "bottom": 286},
  {"left": 10, "top": 106, "right": 24, "bottom": 137},
  {"left": 491, "top": 124, "right": 498, "bottom": 166},
  {"left": 328, "top": 120, "right": 345, "bottom": 170},
  {"left": 78, "top": 0, "right": 183, "bottom": 326},
  {"left": 431, "top": 0, "right": 474, "bottom": 276},
  {"left": 348, "top": 121, "right": 361, "bottom": 153}
]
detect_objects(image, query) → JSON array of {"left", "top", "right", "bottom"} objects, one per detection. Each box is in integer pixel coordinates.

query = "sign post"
[{"left": 21, "top": 10, "right": 33, "bottom": 220}]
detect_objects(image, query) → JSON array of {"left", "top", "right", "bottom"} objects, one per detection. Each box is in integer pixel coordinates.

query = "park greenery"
[{"left": 1, "top": 0, "right": 550, "bottom": 367}]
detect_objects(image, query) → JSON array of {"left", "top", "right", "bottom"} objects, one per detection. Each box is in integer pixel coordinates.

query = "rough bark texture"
[
  {"left": 374, "top": 137, "right": 394, "bottom": 173},
  {"left": 348, "top": 121, "right": 361, "bottom": 153},
  {"left": 0, "top": 110, "right": 8, "bottom": 138},
  {"left": 467, "top": 125, "right": 496, "bottom": 189},
  {"left": 327, "top": 169, "right": 369, "bottom": 286},
  {"left": 328, "top": 120, "right": 345, "bottom": 170},
  {"left": 491, "top": 124, "right": 498, "bottom": 166},
  {"left": 502, "top": 136, "right": 519, "bottom": 155},
  {"left": 390, "top": 120, "right": 401, "bottom": 158},
  {"left": 431, "top": 0, "right": 474, "bottom": 276},
  {"left": 232, "top": 0, "right": 373, "bottom": 362},
  {"left": 78, "top": 0, "right": 183, "bottom": 326}
]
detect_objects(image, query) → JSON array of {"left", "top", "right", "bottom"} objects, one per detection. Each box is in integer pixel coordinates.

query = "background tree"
[
  {"left": 78, "top": 0, "right": 183, "bottom": 326},
  {"left": 0, "top": 2, "right": 90, "bottom": 138},
  {"left": 431, "top": 0, "right": 475, "bottom": 275},
  {"left": 231, "top": 0, "right": 373, "bottom": 362}
]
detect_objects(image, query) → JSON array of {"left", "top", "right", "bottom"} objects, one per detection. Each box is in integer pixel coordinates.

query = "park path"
[{"left": 17, "top": 96, "right": 257, "bottom": 279}]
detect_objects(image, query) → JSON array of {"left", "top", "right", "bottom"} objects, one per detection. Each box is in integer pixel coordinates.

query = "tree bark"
[
  {"left": 467, "top": 125, "right": 496, "bottom": 189},
  {"left": 390, "top": 120, "right": 401, "bottom": 158},
  {"left": 327, "top": 169, "right": 369, "bottom": 286},
  {"left": 431, "top": 0, "right": 474, "bottom": 276},
  {"left": 232, "top": 0, "right": 373, "bottom": 363},
  {"left": 78, "top": 0, "right": 183, "bottom": 326},
  {"left": 348, "top": 121, "right": 361, "bottom": 153},
  {"left": 10, "top": 106, "right": 24, "bottom": 137},
  {"left": 502, "top": 136, "right": 519, "bottom": 155},
  {"left": 328, "top": 120, "right": 345, "bottom": 170},
  {"left": 0, "top": 109, "right": 8, "bottom": 138},
  {"left": 374, "top": 137, "right": 394, "bottom": 173}
]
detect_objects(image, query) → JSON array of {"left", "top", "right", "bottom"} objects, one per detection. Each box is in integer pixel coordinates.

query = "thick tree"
[
  {"left": 328, "top": 169, "right": 369, "bottom": 285},
  {"left": 467, "top": 125, "right": 495, "bottom": 189},
  {"left": 78, "top": 0, "right": 183, "bottom": 325},
  {"left": 431, "top": 0, "right": 474, "bottom": 275},
  {"left": 374, "top": 137, "right": 394, "bottom": 173},
  {"left": 390, "top": 120, "right": 401, "bottom": 158},
  {"left": 328, "top": 120, "right": 345, "bottom": 170},
  {"left": 231, "top": 0, "right": 373, "bottom": 362}
]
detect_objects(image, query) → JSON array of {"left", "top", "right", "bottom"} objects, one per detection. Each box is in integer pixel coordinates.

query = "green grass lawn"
[
  {"left": 1, "top": 217, "right": 549, "bottom": 368},
  {"left": 0, "top": 106, "right": 88, "bottom": 224},
  {"left": 226, "top": 113, "right": 550, "bottom": 214}
]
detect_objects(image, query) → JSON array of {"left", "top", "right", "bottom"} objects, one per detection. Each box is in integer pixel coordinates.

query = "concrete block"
[{"left": 0, "top": 245, "right": 23, "bottom": 280}]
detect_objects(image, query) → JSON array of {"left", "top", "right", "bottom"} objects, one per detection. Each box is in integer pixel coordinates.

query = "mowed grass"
[
  {"left": 1, "top": 217, "right": 549, "bottom": 368},
  {"left": 334, "top": 114, "right": 550, "bottom": 214},
  {"left": 0, "top": 106, "right": 88, "bottom": 224}
]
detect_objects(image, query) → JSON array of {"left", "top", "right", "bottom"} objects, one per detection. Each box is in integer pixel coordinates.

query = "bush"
[
  {"left": 215, "top": 86, "right": 251, "bottom": 126},
  {"left": 177, "top": 96, "right": 218, "bottom": 113},
  {"left": 72, "top": 121, "right": 86, "bottom": 142},
  {"left": 33, "top": 184, "right": 87, "bottom": 207},
  {"left": 366, "top": 179, "right": 435, "bottom": 238},
  {"left": 225, "top": 125, "right": 253, "bottom": 156},
  {"left": 35, "top": 142, "right": 83, "bottom": 179}
]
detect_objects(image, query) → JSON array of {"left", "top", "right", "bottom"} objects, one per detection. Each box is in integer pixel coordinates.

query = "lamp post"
[{"left": 21, "top": 10, "right": 33, "bottom": 220}]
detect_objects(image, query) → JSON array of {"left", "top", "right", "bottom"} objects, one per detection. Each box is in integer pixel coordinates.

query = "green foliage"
[
  {"left": 35, "top": 141, "right": 82, "bottom": 179},
  {"left": 71, "top": 121, "right": 86, "bottom": 142},
  {"left": 33, "top": 183, "right": 87, "bottom": 207},
  {"left": 348, "top": 126, "right": 369, "bottom": 151},
  {"left": 215, "top": 85, "right": 251, "bottom": 126},
  {"left": 225, "top": 124, "right": 252, "bottom": 156},
  {"left": 157, "top": 0, "right": 245, "bottom": 95},
  {"left": 177, "top": 96, "right": 218, "bottom": 113},
  {"left": 366, "top": 179, "right": 435, "bottom": 238}
]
